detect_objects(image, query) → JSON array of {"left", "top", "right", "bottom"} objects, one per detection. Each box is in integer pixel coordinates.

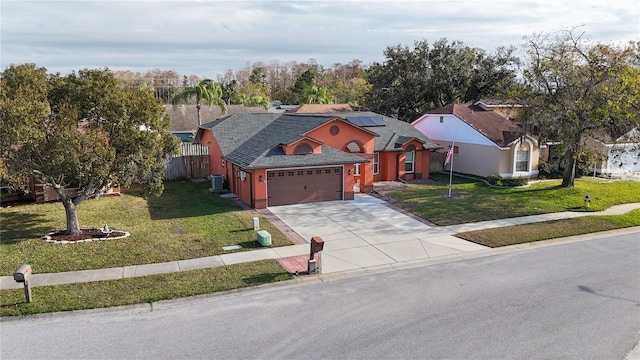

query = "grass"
[
  {"left": 2, "top": 175, "right": 638, "bottom": 316},
  {"left": 455, "top": 209, "right": 640, "bottom": 247},
  {"left": 385, "top": 173, "right": 640, "bottom": 226},
  {"left": 0, "top": 259, "right": 292, "bottom": 317},
  {"left": 0, "top": 180, "right": 293, "bottom": 275}
]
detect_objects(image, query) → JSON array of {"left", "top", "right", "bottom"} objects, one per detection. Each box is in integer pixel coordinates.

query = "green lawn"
[
  {"left": 385, "top": 173, "right": 640, "bottom": 226},
  {"left": 0, "top": 181, "right": 293, "bottom": 275},
  {"left": 0, "top": 259, "right": 292, "bottom": 317},
  {"left": 2, "top": 175, "right": 639, "bottom": 316},
  {"left": 456, "top": 209, "right": 640, "bottom": 247}
]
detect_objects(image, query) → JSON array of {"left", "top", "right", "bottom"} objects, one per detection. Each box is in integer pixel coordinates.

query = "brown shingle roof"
[
  {"left": 165, "top": 104, "right": 267, "bottom": 132},
  {"left": 429, "top": 104, "right": 524, "bottom": 147},
  {"left": 291, "top": 104, "right": 354, "bottom": 113}
]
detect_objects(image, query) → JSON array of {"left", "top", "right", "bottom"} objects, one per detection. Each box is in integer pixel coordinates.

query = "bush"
[
  {"left": 487, "top": 174, "right": 502, "bottom": 185},
  {"left": 537, "top": 160, "right": 551, "bottom": 179},
  {"left": 501, "top": 177, "right": 529, "bottom": 186}
]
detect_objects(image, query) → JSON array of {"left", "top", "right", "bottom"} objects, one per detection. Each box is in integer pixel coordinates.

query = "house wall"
[
  {"left": 501, "top": 139, "right": 540, "bottom": 178},
  {"left": 414, "top": 114, "right": 539, "bottom": 178},
  {"left": 605, "top": 143, "right": 640, "bottom": 174},
  {"left": 307, "top": 120, "right": 376, "bottom": 193},
  {"left": 230, "top": 164, "right": 253, "bottom": 207},
  {"left": 201, "top": 130, "right": 225, "bottom": 177},
  {"left": 344, "top": 163, "right": 356, "bottom": 200},
  {"left": 252, "top": 169, "right": 267, "bottom": 208},
  {"left": 306, "top": 120, "right": 375, "bottom": 153},
  {"left": 439, "top": 141, "right": 502, "bottom": 177},
  {"left": 413, "top": 114, "right": 497, "bottom": 148},
  {"left": 376, "top": 152, "right": 399, "bottom": 181}
]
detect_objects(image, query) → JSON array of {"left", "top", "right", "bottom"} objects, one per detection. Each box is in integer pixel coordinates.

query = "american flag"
[{"left": 444, "top": 145, "right": 454, "bottom": 165}]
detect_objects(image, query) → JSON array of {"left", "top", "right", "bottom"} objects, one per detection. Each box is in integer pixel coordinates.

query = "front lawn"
[
  {"left": 455, "top": 209, "right": 640, "bottom": 247},
  {"left": 385, "top": 173, "right": 640, "bottom": 226},
  {"left": 0, "top": 181, "right": 293, "bottom": 275},
  {"left": 0, "top": 259, "right": 292, "bottom": 317}
]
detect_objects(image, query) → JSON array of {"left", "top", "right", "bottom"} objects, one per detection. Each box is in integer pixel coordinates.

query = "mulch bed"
[{"left": 43, "top": 228, "right": 129, "bottom": 243}]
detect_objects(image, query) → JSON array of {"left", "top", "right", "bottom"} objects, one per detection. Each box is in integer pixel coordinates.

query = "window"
[
  {"left": 324, "top": 168, "right": 331, "bottom": 174},
  {"left": 297, "top": 170, "right": 304, "bottom": 176},
  {"left": 288, "top": 171, "right": 295, "bottom": 176},
  {"left": 334, "top": 168, "right": 341, "bottom": 174},
  {"left": 405, "top": 151, "right": 414, "bottom": 173},
  {"left": 354, "top": 163, "right": 361, "bottom": 175},
  {"left": 294, "top": 143, "right": 313, "bottom": 155},
  {"left": 516, "top": 150, "right": 529, "bottom": 171},
  {"left": 307, "top": 170, "right": 313, "bottom": 175},
  {"left": 373, "top": 153, "right": 379, "bottom": 174}
]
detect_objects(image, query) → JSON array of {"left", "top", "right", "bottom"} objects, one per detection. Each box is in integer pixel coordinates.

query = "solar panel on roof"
[{"left": 346, "top": 115, "right": 386, "bottom": 127}]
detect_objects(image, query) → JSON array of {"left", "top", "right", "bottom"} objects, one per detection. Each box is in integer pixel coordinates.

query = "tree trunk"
[
  {"left": 561, "top": 151, "right": 577, "bottom": 187},
  {"left": 196, "top": 103, "right": 201, "bottom": 126},
  {"left": 62, "top": 198, "right": 81, "bottom": 235}
]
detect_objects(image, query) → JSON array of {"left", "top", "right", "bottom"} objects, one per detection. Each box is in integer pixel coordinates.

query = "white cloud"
[{"left": 1, "top": 0, "right": 638, "bottom": 78}]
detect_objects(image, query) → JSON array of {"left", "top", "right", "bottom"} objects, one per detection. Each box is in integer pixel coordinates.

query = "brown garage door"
[{"left": 267, "top": 167, "right": 343, "bottom": 206}]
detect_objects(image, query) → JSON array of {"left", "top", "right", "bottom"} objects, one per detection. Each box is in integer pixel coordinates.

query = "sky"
[{"left": 1, "top": 0, "right": 639, "bottom": 79}]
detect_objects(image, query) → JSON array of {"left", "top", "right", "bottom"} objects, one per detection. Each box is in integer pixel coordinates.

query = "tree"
[
  {"left": 520, "top": 30, "right": 639, "bottom": 187},
  {"left": 0, "top": 64, "right": 179, "bottom": 234},
  {"left": 364, "top": 38, "right": 519, "bottom": 122},
  {"left": 287, "top": 68, "right": 332, "bottom": 104},
  {"left": 171, "top": 78, "right": 226, "bottom": 126}
]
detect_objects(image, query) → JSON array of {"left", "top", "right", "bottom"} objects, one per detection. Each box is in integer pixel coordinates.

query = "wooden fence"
[
  {"left": 430, "top": 151, "right": 445, "bottom": 174},
  {"left": 164, "top": 144, "right": 210, "bottom": 180}
]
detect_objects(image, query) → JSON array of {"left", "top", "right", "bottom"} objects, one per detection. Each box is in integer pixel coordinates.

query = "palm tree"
[{"left": 171, "top": 79, "right": 226, "bottom": 126}]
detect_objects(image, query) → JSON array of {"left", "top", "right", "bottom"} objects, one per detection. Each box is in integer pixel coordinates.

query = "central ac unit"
[{"left": 210, "top": 174, "right": 224, "bottom": 190}]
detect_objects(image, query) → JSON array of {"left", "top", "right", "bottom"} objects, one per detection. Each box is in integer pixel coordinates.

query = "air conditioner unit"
[{"left": 210, "top": 174, "right": 224, "bottom": 190}]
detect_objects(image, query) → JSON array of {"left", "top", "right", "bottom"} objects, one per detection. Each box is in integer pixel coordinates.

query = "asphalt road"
[{"left": 1, "top": 232, "right": 638, "bottom": 360}]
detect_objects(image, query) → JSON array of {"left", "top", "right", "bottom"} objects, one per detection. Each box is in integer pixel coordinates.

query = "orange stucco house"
[{"left": 193, "top": 111, "right": 439, "bottom": 209}]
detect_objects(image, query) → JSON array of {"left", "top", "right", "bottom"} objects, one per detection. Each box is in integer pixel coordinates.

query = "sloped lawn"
[
  {"left": 385, "top": 173, "right": 640, "bottom": 226},
  {"left": 0, "top": 181, "right": 292, "bottom": 275}
]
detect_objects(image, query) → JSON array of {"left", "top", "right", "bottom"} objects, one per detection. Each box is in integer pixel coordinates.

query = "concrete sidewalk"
[{"left": 2, "top": 196, "right": 639, "bottom": 290}]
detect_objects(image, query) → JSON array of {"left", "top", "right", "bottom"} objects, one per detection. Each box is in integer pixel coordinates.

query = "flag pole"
[{"left": 448, "top": 141, "right": 454, "bottom": 198}]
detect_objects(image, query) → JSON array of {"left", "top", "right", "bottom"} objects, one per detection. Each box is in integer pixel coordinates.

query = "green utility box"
[{"left": 256, "top": 230, "right": 272, "bottom": 247}]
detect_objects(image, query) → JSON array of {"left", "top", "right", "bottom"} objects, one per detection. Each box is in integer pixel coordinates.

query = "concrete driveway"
[{"left": 267, "top": 194, "right": 487, "bottom": 274}]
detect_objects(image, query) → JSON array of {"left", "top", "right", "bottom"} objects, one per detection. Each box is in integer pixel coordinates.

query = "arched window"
[
  {"left": 516, "top": 142, "right": 530, "bottom": 172},
  {"left": 294, "top": 143, "right": 313, "bottom": 155}
]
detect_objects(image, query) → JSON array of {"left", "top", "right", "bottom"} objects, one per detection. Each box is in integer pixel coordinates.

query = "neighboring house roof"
[
  {"left": 199, "top": 111, "right": 439, "bottom": 169},
  {"left": 426, "top": 104, "right": 528, "bottom": 147},
  {"left": 474, "top": 99, "right": 523, "bottom": 108},
  {"left": 292, "top": 104, "right": 355, "bottom": 113},
  {"left": 165, "top": 104, "right": 266, "bottom": 132},
  {"left": 590, "top": 128, "right": 639, "bottom": 144}
]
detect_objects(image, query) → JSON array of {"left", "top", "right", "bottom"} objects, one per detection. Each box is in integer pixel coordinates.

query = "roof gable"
[{"left": 426, "top": 104, "right": 527, "bottom": 147}]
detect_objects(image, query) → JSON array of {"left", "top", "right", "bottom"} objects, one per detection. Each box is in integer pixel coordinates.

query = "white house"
[
  {"left": 412, "top": 102, "right": 539, "bottom": 178},
  {"left": 586, "top": 128, "right": 640, "bottom": 176}
]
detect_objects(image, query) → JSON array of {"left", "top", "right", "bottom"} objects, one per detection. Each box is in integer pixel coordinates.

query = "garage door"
[{"left": 267, "top": 167, "right": 343, "bottom": 206}]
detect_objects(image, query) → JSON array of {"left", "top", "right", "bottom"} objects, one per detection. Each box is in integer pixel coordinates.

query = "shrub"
[
  {"left": 487, "top": 174, "right": 502, "bottom": 185},
  {"left": 537, "top": 160, "right": 551, "bottom": 179},
  {"left": 501, "top": 177, "right": 529, "bottom": 186}
]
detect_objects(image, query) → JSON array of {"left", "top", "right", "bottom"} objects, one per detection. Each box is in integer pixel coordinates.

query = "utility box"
[
  {"left": 256, "top": 230, "right": 272, "bottom": 247},
  {"left": 253, "top": 217, "right": 260, "bottom": 231}
]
